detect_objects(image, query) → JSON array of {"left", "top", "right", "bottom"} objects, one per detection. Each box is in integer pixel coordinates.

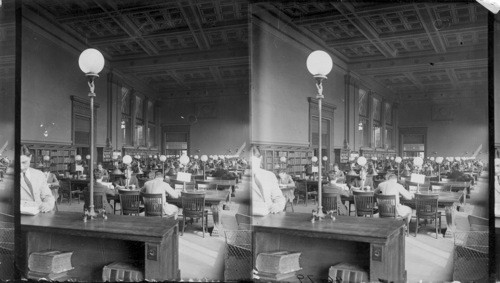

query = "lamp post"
[
  {"left": 79, "top": 48, "right": 105, "bottom": 220},
  {"left": 307, "top": 50, "right": 333, "bottom": 219},
  {"left": 200, "top": 155, "right": 208, "bottom": 179},
  {"left": 436, "top": 157, "right": 444, "bottom": 181},
  {"left": 159, "top": 155, "right": 167, "bottom": 176}
]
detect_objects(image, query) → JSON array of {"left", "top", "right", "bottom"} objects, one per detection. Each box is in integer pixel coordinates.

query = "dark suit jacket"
[{"left": 113, "top": 176, "right": 139, "bottom": 188}]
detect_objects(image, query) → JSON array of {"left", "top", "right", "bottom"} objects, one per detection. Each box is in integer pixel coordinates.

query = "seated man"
[
  {"left": 350, "top": 169, "right": 374, "bottom": 190},
  {"left": 143, "top": 171, "right": 181, "bottom": 219},
  {"left": 251, "top": 147, "right": 286, "bottom": 216},
  {"left": 84, "top": 170, "right": 115, "bottom": 214},
  {"left": 374, "top": 173, "right": 414, "bottom": 227},
  {"left": 97, "top": 163, "right": 109, "bottom": 182},
  {"left": 328, "top": 164, "right": 345, "bottom": 181},
  {"left": 20, "top": 145, "right": 55, "bottom": 213},
  {"left": 114, "top": 167, "right": 139, "bottom": 190}
]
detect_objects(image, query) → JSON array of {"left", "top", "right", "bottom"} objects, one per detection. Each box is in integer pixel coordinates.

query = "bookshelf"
[
  {"left": 122, "top": 147, "right": 160, "bottom": 159},
  {"left": 257, "top": 144, "right": 313, "bottom": 176},
  {"left": 24, "top": 143, "right": 76, "bottom": 173},
  {"left": 359, "top": 148, "right": 396, "bottom": 160}
]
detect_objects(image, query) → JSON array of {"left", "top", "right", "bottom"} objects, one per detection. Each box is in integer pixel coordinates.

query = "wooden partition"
[{"left": 253, "top": 213, "right": 405, "bottom": 282}]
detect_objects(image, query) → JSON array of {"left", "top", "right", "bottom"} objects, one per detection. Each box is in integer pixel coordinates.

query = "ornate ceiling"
[
  {"left": 20, "top": 1, "right": 489, "bottom": 101},
  {"left": 23, "top": 0, "right": 249, "bottom": 98},
  {"left": 267, "top": 1, "right": 488, "bottom": 100}
]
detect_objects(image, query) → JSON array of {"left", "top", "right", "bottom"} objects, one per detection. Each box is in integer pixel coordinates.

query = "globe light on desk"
[
  {"left": 79, "top": 48, "right": 105, "bottom": 221},
  {"left": 194, "top": 155, "right": 199, "bottom": 160},
  {"left": 86, "top": 155, "right": 91, "bottom": 160},
  {"left": 311, "top": 156, "right": 318, "bottom": 163},
  {"left": 307, "top": 50, "right": 333, "bottom": 221},
  {"left": 280, "top": 156, "right": 287, "bottom": 163},
  {"left": 179, "top": 154, "right": 190, "bottom": 166},
  {"left": 322, "top": 156, "right": 328, "bottom": 161},
  {"left": 430, "top": 157, "right": 435, "bottom": 161},
  {"left": 357, "top": 156, "right": 367, "bottom": 167},
  {"left": 413, "top": 157, "right": 423, "bottom": 173},
  {"left": 75, "top": 155, "right": 82, "bottom": 162}
]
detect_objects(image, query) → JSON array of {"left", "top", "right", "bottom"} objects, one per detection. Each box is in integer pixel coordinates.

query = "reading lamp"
[
  {"left": 79, "top": 48, "right": 105, "bottom": 220},
  {"left": 307, "top": 50, "right": 333, "bottom": 219},
  {"left": 435, "top": 157, "right": 444, "bottom": 181},
  {"left": 159, "top": 155, "right": 167, "bottom": 176}
]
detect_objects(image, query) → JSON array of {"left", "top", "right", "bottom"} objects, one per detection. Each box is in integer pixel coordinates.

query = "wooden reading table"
[
  {"left": 253, "top": 213, "right": 405, "bottom": 282},
  {"left": 18, "top": 211, "right": 179, "bottom": 281}
]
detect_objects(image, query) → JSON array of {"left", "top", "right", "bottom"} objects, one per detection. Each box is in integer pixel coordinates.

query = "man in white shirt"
[
  {"left": 251, "top": 147, "right": 286, "bottom": 216},
  {"left": 374, "top": 173, "right": 414, "bottom": 226},
  {"left": 20, "top": 145, "right": 55, "bottom": 212},
  {"left": 143, "top": 171, "right": 180, "bottom": 219}
]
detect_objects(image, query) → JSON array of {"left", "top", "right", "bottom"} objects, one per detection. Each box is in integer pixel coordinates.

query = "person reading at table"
[
  {"left": 84, "top": 169, "right": 115, "bottom": 214},
  {"left": 374, "top": 173, "right": 414, "bottom": 227},
  {"left": 277, "top": 169, "right": 294, "bottom": 187},
  {"left": 329, "top": 164, "right": 345, "bottom": 180},
  {"left": 41, "top": 166, "right": 60, "bottom": 203},
  {"left": 20, "top": 144, "right": 55, "bottom": 213},
  {"left": 350, "top": 168, "right": 374, "bottom": 190},
  {"left": 143, "top": 171, "right": 181, "bottom": 219},
  {"left": 114, "top": 167, "right": 139, "bottom": 190},
  {"left": 97, "top": 163, "right": 109, "bottom": 182},
  {"left": 251, "top": 146, "right": 286, "bottom": 216}
]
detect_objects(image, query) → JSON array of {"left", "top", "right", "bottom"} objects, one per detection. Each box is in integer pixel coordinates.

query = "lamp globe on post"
[
  {"left": 307, "top": 50, "right": 332, "bottom": 220},
  {"left": 79, "top": 48, "right": 104, "bottom": 220},
  {"left": 200, "top": 155, "right": 208, "bottom": 178},
  {"left": 159, "top": 155, "right": 167, "bottom": 176},
  {"left": 395, "top": 156, "right": 402, "bottom": 179},
  {"left": 435, "top": 157, "right": 444, "bottom": 181}
]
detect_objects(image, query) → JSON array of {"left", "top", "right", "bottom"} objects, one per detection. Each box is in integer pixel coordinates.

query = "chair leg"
[{"left": 181, "top": 215, "right": 186, "bottom": 236}]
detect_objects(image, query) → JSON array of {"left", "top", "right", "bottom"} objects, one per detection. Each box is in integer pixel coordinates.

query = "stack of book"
[
  {"left": 27, "top": 250, "right": 73, "bottom": 281},
  {"left": 255, "top": 251, "right": 301, "bottom": 281}
]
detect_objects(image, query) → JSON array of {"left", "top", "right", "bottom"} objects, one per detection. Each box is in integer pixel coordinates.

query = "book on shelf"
[
  {"left": 256, "top": 270, "right": 300, "bottom": 281},
  {"left": 256, "top": 251, "right": 301, "bottom": 274},
  {"left": 27, "top": 270, "right": 72, "bottom": 280},
  {"left": 28, "top": 250, "right": 73, "bottom": 274}
]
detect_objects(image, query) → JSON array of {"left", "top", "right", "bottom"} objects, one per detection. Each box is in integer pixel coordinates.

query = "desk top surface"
[
  {"left": 21, "top": 211, "right": 177, "bottom": 240},
  {"left": 253, "top": 212, "right": 403, "bottom": 241}
]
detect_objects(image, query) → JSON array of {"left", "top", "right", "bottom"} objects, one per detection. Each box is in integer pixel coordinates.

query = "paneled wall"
[
  {"left": 161, "top": 90, "right": 250, "bottom": 155},
  {"left": 399, "top": 96, "right": 488, "bottom": 160}
]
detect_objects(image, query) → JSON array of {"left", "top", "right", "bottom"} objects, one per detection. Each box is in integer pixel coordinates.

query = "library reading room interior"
[{"left": 0, "top": 0, "right": 495, "bottom": 282}]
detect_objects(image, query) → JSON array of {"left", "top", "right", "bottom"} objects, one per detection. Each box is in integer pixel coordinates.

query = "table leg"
[{"left": 210, "top": 203, "right": 223, "bottom": 237}]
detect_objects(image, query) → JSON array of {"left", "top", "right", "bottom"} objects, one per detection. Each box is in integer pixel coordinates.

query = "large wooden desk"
[
  {"left": 18, "top": 212, "right": 179, "bottom": 281},
  {"left": 253, "top": 213, "right": 405, "bottom": 282}
]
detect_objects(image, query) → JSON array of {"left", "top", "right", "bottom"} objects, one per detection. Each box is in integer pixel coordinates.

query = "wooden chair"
[
  {"left": 414, "top": 193, "right": 441, "bottom": 239},
  {"left": 294, "top": 180, "right": 317, "bottom": 206},
  {"left": 321, "top": 192, "right": 339, "bottom": 215},
  {"left": 376, "top": 194, "right": 409, "bottom": 236},
  {"left": 181, "top": 192, "right": 209, "bottom": 238},
  {"left": 118, "top": 189, "right": 144, "bottom": 216},
  {"left": 353, "top": 191, "right": 377, "bottom": 217},
  {"left": 142, "top": 193, "right": 166, "bottom": 217},
  {"left": 82, "top": 190, "right": 108, "bottom": 214}
]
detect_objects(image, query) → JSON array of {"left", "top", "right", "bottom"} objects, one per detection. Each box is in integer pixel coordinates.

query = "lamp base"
[
  {"left": 83, "top": 208, "right": 107, "bottom": 222},
  {"left": 311, "top": 208, "right": 335, "bottom": 222}
]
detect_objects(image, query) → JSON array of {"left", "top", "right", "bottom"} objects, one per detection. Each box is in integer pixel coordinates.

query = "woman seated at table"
[
  {"left": 373, "top": 173, "right": 414, "bottom": 227},
  {"left": 41, "top": 166, "right": 60, "bottom": 202},
  {"left": 84, "top": 170, "right": 115, "bottom": 214},
  {"left": 277, "top": 169, "right": 294, "bottom": 187},
  {"left": 143, "top": 171, "right": 181, "bottom": 219},
  {"left": 328, "top": 164, "right": 345, "bottom": 181},
  {"left": 323, "top": 178, "right": 350, "bottom": 215},
  {"left": 350, "top": 168, "right": 374, "bottom": 190},
  {"left": 96, "top": 163, "right": 109, "bottom": 182}
]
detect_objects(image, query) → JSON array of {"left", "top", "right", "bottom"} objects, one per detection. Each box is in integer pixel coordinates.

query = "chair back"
[
  {"left": 181, "top": 192, "right": 206, "bottom": 218},
  {"left": 415, "top": 193, "right": 439, "bottom": 219},
  {"left": 142, "top": 193, "right": 164, "bottom": 217},
  {"left": 376, "top": 194, "right": 397, "bottom": 218},
  {"left": 321, "top": 192, "right": 339, "bottom": 214},
  {"left": 353, "top": 191, "right": 376, "bottom": 217},
  {"left": 83, "top": 190, "right": 106, "bottom": 211},
  {"left": 118, "top": 189, "right": 142, "bottom": 215}
]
